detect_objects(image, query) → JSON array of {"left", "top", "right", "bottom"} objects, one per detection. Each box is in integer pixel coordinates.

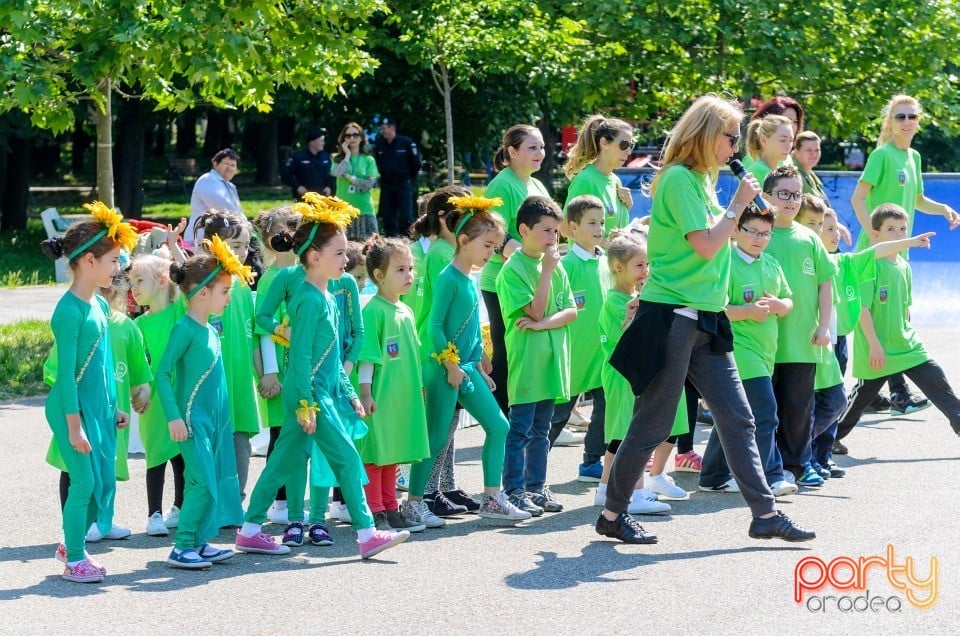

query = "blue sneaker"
[
  {"left": 308, "top": 523, "right": 334, "bottom": 546},
  {"left": 797, "top": 466, "right": 825, "bottom": 488},
  {"left": 811, "top": 463, "right": 831, "bottom": 480},
  {"left": 167, "top": 548, "right": 212, "bottom": 570},
  {"left": 195, "top": 543, "right": 234, "bottom": 563},
  {"left": 577, "top": 461, "right": 603, "bottom": 483}
]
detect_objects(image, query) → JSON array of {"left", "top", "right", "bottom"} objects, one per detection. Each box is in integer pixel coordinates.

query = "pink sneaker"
[
  {"left": 234, "top": 531, "right": 291, "bottom": 555},
  {"left": 62, "top": 559, "right": 105, "bottom": 583},
  {"left": 357, "top": 529, "right": 410, "bottom": 559},
  {"left": 674, "top": 450, "right": 702, "bottom": 473},
  {"left": 55, "top": 543, "right": 106, "bottom": 575}
]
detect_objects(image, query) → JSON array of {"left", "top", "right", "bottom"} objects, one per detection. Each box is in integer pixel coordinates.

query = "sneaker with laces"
[
  {"left": 528, "top": 487, "right": 564, "bottom": 512},
  {"left": 698, "top": 478, "right": 740, "bottom": 493},
  {"left": 373, "top": 511, "right": 393, "bottom": 531},
  {"left": 890, "top": 392, "right": 932, "bottom": 416},
  {"left": 308, "top": 523, "right": 334, "bottom": 546},
  {"left": 443, "top": 489, "right": 481, "bottom": 513},
  {"left": 770, "top": 480, "right": 798, "bottom": 497},
  {"left": 644, "top": 473, "right": 688, "bottom": 500},
  {"left": 577, "top": 461, "right": 603, "bottom": 483},
  {"left": 507, "top": 490, "right": 544, "bottom": 517},
  {"left": 268, "top": 502, "right": 289, "bottom": 525},
  {"left": 164, "top": 505, "right": 180, "bottom": 529},
  {"left": 628, "top": 489, "right": 671, "bottom": 515},
  {"left": 167, "top": 548, "right": 212, "bottom": 570},
  {"left": 86, "top": 523, "right": 131, "bottom": 543},
  {"left": 146, "top": 512, "right": 169, "bottom": 536},
  {"left": 749, "top": 511, "right": 816, "bottom": 542},
  {"left": 402, "top": 499, "right": 445, "bottom": 529},
  {"left": 797, "top": 466, "right": 825, "bottom": 487},
  {"left": 62, "top": 559, "right": 106, "bottom": 583},
  {"left": 595, "top": 512, "right": 658, "bottom": 544},
  {"left": 812, "top": 464, "right": 831, "bottom": 480},
  {"left": 196, "top": 543, "right": 234, "bottom": 562},
  {"left": 554, "top": 427, "right": 585, "bottom": 446},
  {"left": 386, "top": 509, "right": 426, "bottom": 533},
  {"left": 479, "top": 492, "right": 532, "bottom": 521},
  {"left": 425, "top": 491, "right": 468, "bottom": 517},
  {"left": 864, "top": 392, "right": 892, "bottom": 413},
  {"left": 674, "top": 450, "right": 702, "bottom": 473},
  {"left": 234, "top": 530, "right": 291, "bottom": 555},
  {"left": 358, "top": 529, "right": 410, "bottom": 559},
  {"left": 826, "top": 461, "right": 846, "bottom": 478},
  {"left": 396, "top": 465, "right": 410, "bottom": 492},
  {"left": 282, "top": 522, "right": 305, "bottom": 546}
]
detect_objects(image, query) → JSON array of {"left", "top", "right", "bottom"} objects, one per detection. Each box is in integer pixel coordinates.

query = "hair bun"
[
  {"left": 168, "top": 262, "right": 186, "bottom": 284},
  {"left": 40, "top": 237, "right": 65, "bottom": 260},
  {"left": 270, "top": 231, "right": 295, "bottom": 253}
]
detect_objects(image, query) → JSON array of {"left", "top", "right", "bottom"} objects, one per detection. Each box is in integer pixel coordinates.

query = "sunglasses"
[
  {"left": 344, "top": 132, "right": 362, "bottom": 138},
  {"left": 893, "top": 113, "right": 921, "bottom": 121},
  {"left": 617, "top": 139, "right": 634, "bottom": 152},
  {"left": 723, "top": 132, "right": 741, "bottom": 146}
]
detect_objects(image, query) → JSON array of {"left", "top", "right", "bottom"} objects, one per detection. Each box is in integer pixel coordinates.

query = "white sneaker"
[
  {"left": 334, "top": 502, "right": 351, "bottom": 524},
  {"left": 644, "top": 473, "right": 688, "bottom": 500},
  {"left": 147, "top": 512, "right": 170, "bottom": 536},
  {"left": 628, "top": 490, "right": 671, "bottom": 515},
  {"left": 164, "top": 506, "right": 180, "bottom": 529},
  {"left": 770, "top": 480, "right": 798, "bottom": 497},
  {"left": 554, "top": 427, "right": 585, "bottom": 446},
  {"left": 87, "top": 523, "right": 131, "bottom": 542},
  {"left": 783, "top": 471, "right": 797, "bottom": 485},
  {"left": 698, "top": 478, "right": 740, "bottom": 493},
  {"left": 567, "top": 406, "right": 591, "bottom": 427},
  {"left": 479, "top": 492, "right": 532, "bottom": 521},
  {"left": 268, "top": 502, "right": 289, "bottom": 525},
  {"left": 402, "top": 499, "right": 445, "bottom": 528}
]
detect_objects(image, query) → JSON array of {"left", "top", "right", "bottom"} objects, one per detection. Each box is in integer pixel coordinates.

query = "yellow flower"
[
  {"left": 296, "top": 399, "right": 320, "bottom": 421},
  {"left": 431, "top": 342, "right": 461, "bottom": 365},
  {"left": 448, "top": 195, "right": 503, "bottom": 213},
  {"left": 295, "top": 195, "right": 360, "bottom": 231},
  {"left": 270, "top": 316, "right": 290, "bottom": 347},
  {"left": 205, "top": 235, "right": 256, "bottom": 286},
  {"left": 83, "top": 201, "right": 138, "bottom": 252}
]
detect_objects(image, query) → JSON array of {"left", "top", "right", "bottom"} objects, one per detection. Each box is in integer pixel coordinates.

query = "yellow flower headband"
[
  {"left": 185, "top": 235, "right": 255, "bottom": 300},
  {"left": 68, "top": 201, "right": 139, "bottom": 260},
  {"left": 292, "top": 194, "right": 361, "bottom": 255},
  {"left": 448, "top": 195, "right": 502, "bottom": 236}
]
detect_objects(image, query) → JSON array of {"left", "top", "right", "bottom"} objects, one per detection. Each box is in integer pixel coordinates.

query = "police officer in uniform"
[
  {"left": 281, "top": 128, "right": 334, "bottom": 200},
  {"left": 374, "top": 117, "right": 422, "bottom": 237}
]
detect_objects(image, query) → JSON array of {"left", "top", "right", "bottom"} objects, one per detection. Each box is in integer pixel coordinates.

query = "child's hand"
[
  {"left": 943, "top": 206, "right": 960, "bottom": 230},
  {"left": 351, "top": 398, "right": 366, "bottom": 418},
  {"left": 169, "top": 419, "right": 188, "bottom": 442},
  {"left": 542, "top": 244, "right": 561, "bottom": 271},
  {"left": 868, "top": 341, "right": 886, "bottom": 371},
  {"left": 359, "top": 387, "right": 376, "bottom": 417},
  {"left": 166, "top": 218, "right": 187, "bottom": 246},
  {"left": 622, "top": 297, "right": 640, "bottom": 328},
  {"left": 131, "top": 384, "right": 151, "bottom": 414},
  {"left": 515, "top": 316, "right": 540, "bottom": 331},
  {"left": 749, "top": 299, "right": 772, "bottom": 321},
  {"left": 838, "top": 222, "right": 853, "bottom": 246},
  {"left": 283, "top": 327, "right": 292, "bottom": 342},
  {"left": 762, "top": 293, "right": 788, "bottom": 317},
  {"left": 258, "top": 373, "right": 281, "bottom": 399},
  {"left": 297, "top": 410, "right": 317, "bottom": 435},
  {"left": 69, "top": 427, "right": 92, "bottom": 454},
  {"left": 811, "top": 325, "right": 831, "bottom": 347},
  {"left": 343, "top": 360, "right": 355, "bottom": 375},
  {"left": 446, "top": 366, "right": 467, "bottom": 389},
  {"left": 480, "top": 353, "right": 493, "bottom": 375},
  {"left": 480, "top": 371, "right": 496, "bottom": 392},
  {"left": 116, "top": 410, "right": 129, "bottom": 430},
  {"left": 910, "top": 231, "right": 936, "bottom": 249}
]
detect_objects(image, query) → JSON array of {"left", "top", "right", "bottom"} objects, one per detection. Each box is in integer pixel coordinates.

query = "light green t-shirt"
[
  {"left": 745, "top": 157, "right": 775, "bottom": 187},
  {"left": 727, "top": 249, "right": 792, "bottom": 380},
  {"left": 814, "top": 347, "right": 844, "bottom": 391},
  {"left": 479, "top": 169, "right": 550, "bottom": 292},
  {"left": 640, "top": 165, "right": 731, "bottom": 312},
  {"left": 334, "top": 154, "right": 379, "bottom": 217},
  {"left": 564, "top": 164, "right": 629, "bottom": 233},
  {"left": 211, "top": 277, "right": 262, "bottom": 435},
  {"left": 854, "top": 143, "right": 923, "bottom": 255},
  {"left": 832, "top": 250, "right": 877, "bottom": 337},
  {"left": 852, "top": 256, "right": 928, "bottom": 379},
  {"left": 560, "top": 245, "right": 606, "bottom": 394},
  {"left": 496, "top": 250, "right": 575, "bottom": 405},
  {"left": 765, "top": 223, "right": 838, "bottom": 363}
]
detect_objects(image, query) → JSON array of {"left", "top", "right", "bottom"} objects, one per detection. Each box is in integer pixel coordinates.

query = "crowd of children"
[{"left": 41, "top": 94, "right": 960, "bottom": 582}]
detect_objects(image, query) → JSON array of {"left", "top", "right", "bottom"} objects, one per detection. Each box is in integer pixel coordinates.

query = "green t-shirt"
[
  {"left": 211, "top": 278, "right": 262, "bottom": 435},
  {"left": 852, "top": 256, "right": 928, "bottom": 379},
  {"left": 357, "top": 296, "right": 430, "bottom": 466},
  {"left": 745, "top": 157, "right": 775, "bottom": 186},
  {"left": 854, "top": 142, "right": 924, "bottom": 254},
  {"left": 560, "top": 245, "right": 606, "bottom": 393},
  {"left": 479, "top": 169, "right": 550, "bottom": 292},
  {"left": 814, "top": 347, "right": 844, "bottom": 391},
  {"left": 564, "top": 164, "right": 629, "bottom": 233},
  {"left": 640, "top": 165, "right": 731, "bottom": 312},
  {"left": 496, "top": 250, "right": 575, "bottom": 405},
  {"left": 334, "top": 154, "right": 379, "bottom": 216},
  {"left": 416, "top": 237, "right": 456, "bottom": 336},
  {"left": 402, "top": 236, "right": 431, "bottom": 321},
  {"left": 832, "top": 250, "right": 877, "bottom": 337},
  {"left": 765, "top": 223, "right": 837, "bottom": 363},
  {"left": 727, "top": 249, "right": 792, "bottom": 380}
]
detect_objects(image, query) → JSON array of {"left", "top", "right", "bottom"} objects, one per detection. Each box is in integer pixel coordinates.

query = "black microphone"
[{"left": 728, "top": 159, "right": 769, "bottom": 212}]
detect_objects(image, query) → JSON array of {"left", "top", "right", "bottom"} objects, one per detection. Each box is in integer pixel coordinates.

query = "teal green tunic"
[
  {"left": 416, "top": 237, "right": 456, "bottom": 338},
  {"left": 156, "top": 316, "right": 244, "bottom": 542},
  {"left": 402, "top": 236, "right": 431, "bottom": 321},
  {"left": 213, "top": 278, "right": 261, "bottom": 435}
]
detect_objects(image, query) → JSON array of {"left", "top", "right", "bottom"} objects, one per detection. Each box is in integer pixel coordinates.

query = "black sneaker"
[
  {"left": 864, "top": 392, "right": 892, "bottom": 414},
  {"left": 826, "top": 461, "right": 846, "bottom": 478},
  {"left": 890, "top": 392, "right": 932, "bottom": 416},
  {"left": 442, "top": 489, "right": 481, "bottom": 513},
  {"left": 749, "top": 511, "right": 816, "bottom": 542},
  {"left": 696, "top": 405, "right": 714, "bottom": 426},
  {"left": 832, "top": 440, "right": 848, "bottom": 455},
  {"left": 425, "top": 491, "right": 468, "bottom": 517},
  {"left": 595, "top": 512, "right": 658, "bottom": 544}
]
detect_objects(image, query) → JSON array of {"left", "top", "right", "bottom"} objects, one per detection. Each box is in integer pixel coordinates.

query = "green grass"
[
  {"left": 0, "top": 319, "right": 53, "bottom": 400},
  {"left": 0, "top": 222, "right": 55, "bottom": 287}
]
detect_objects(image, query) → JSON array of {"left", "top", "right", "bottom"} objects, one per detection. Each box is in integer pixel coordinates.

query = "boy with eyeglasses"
[
  {"left": 761, "top": 166, "right": 837, "bottom": 487},
  {"left": 699, "top": 203, "right": 796, "bottom": 496}
]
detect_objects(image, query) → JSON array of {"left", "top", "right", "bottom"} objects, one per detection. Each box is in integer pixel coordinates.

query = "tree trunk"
[
  {"left": 94, "top": 79, "right": 114, "bottom": 208},
  {"left": 114, "top": 98, "right": 147, "bottom": 218},
  {"left": 0, "top": 130, "right": 31, "bottom": 231},
  {"left": 440, "top": 62, "right": 455, "bottom": 186},
  {"left": 71, "top": 118, "right": 92, "bottom": 176},
  {"left": 176, "top": 111, "right": 198, "bottom": 155},
  {"left": 255, "top": 114, "right": 279, "bottom": 185},
  {"left": 202, "top": 110, "right": 232, "bottom": 159},
  {"left": 534, "top": 106, "right": 555, "bottom": 196}
]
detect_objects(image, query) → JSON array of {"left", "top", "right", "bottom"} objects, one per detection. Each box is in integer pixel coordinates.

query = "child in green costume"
[
  {"left": 42, "top": 202, "right": 136, "bottom": 583},
  {"left": 158, "top": 237, "right": 248, "bottom": 569}
]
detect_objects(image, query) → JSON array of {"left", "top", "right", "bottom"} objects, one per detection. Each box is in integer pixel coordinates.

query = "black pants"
[
  {"left": 146, "top": 455, "right": 185, "bottom": 516},
  {"left": 379, "top": 181, "right": 414, "bottom": 237},
  {"left": 772, "top": 362, "right": 816, "bottom": 476},
  {"left": 481, "top": 289, "right": 510, "bottom": 416},
  {"left": 837, "top": 360, "right": 960, "bottom": 440},
  {"left": 268, "top": 426, "right": 287, "bottom": 501}
]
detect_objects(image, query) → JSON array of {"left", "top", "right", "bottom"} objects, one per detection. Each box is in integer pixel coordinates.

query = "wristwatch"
[{"left": 725, "top": 208, "right": 737, "bottom": 220}]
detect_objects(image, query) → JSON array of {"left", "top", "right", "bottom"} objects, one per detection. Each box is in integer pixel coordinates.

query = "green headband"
[
  {"left": 296, "top": 223, "right": 320, "bottom": 256},
  {"left": 66, "top": 228, "right": 108, "bottom": 261},
  {"left": 454, "top": 211, "right": 474, "bottom": 237},
  {"left": 185, "top": 264, "right": 224, "bottom": 300}
]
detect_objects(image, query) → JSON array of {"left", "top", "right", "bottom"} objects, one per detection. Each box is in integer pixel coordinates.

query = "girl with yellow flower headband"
[
  {"left": 238, "top": 198, "right": 410, "bottom": 559},
  {"left": 154, "top": 238, "right": 253, "bottom": 569},
  {"left": 41, "top": 201, "right": 137, "bottom": 583}
]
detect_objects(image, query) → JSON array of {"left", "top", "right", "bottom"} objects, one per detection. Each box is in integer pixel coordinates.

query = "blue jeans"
[
  {"left": 701, "top": 376, "right": 785, "bottom": 487},
  {"left": 503, "top": 399, "right": 555, "bottom": 495},
  {"left": 806, "top": 383, "right": 847, "bottom": 467}
]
